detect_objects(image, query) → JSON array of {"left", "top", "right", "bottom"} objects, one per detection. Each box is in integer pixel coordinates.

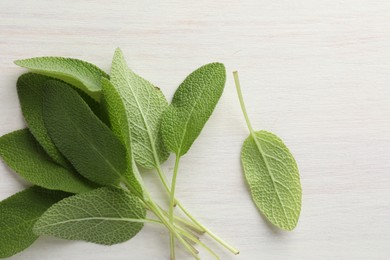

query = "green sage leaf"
[
  {"left": 0, "top": 129, "right": 94, "bottom": 193},
  {"left": 161, "top": 63, "right": 226, "bottom": 156},
  {"left": 14, "top": 57, "right": 109, "bottom": 100},
  {"left": 101, "top": 78, "right": 143, "bottom": 196},
  {"left": 110, "top": 48, "right": 169, "bottom": 169},
  {"left": 241, "top": 131, "right": 302, "bottom": 230},
  {"left": 43, "top": 80, "right": 127, "bottom": 186},
  {"left": 101, "top": 78, "right": 131, "bottom": 148},
  {"left": 233, "top": 71, "right": 302, "bottom": 231},
  {"left": 17, "top": 73, "right": 69, "bottom": 167},
  {"left": 34, "top": 187, "right": 146, "bottom": 245},
  {"left": 0, "top": 186, "right": 69, "bottom": 258}
]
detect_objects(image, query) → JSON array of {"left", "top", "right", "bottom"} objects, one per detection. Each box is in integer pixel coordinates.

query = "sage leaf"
[
  {"left": 34, "top": 187, "right": 146, "bottom": 245},
  {"left": 101, "top": 78, "right": 143, "bottom": 196},
  {"left": 17, "top": 73, "right": 69, "bottom": 167},
  {"left": 110, "top": 48, "right": 169, "bottom": 169},
  {"left": 233, "top": 71, "right": 302, "bottom": 231},
  {"left": 101, "top": 78, "right": 131, "bottom": 148},
  {"left": 43, "top": 80, "right": 127, "bottom": 186},
  {"left": 0, "top": 186, "right": 69, "bottom": 258},
  {"left": 14, "top": 57, "right": 109, "bottom": 100},
  {"left": 241, "top": 131, "right": 302, "bottom": 230},
  {"left": 161, "top": 63, "right": 226, "bottom": 156},
  {"left": 0, "top": 129, "right": 94, "bottom": 193}
]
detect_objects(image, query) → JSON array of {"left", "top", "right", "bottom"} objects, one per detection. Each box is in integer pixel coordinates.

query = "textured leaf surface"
[
  {"left": 161, "top": 63, "right": 226, "bottom": 156},
  {"left": 101, "top": 78, "right": 143, "bottom": 196},
  {"left": 0, "top": 186, "right": 69, "bottom": 258},
  {"left": 34, "top": 187, "right": 146, "bottom": 245},
  {"left": 0, "top": 129, "right": 94, "bottom": 193},
  {"left": 15, "top": 57, "right": 109, "bottom": 100},
  {"left": 43, "top": 80, "right": 127, "bottom": 186},
  {"left": 17, "top": 73, "right": 69, "bottom": 167},
  {"left": 110, "top": 48, "right": 169, "bottom": 169},
  {"left": 241, "top": 130, "right": 302, "bottom": 230}
]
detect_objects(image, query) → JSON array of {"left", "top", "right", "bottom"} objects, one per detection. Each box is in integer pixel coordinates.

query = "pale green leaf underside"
[
  {"left": 17, "top": 73, "right": 69, "bottom": 167},
  {"left": 101, "top": 78, "right": 143, "bottom": 196},
  {"left": 34, "top": 187, "right": 146, "bottom": 245},
  {"left": 241, "top": 130, "right": 302, "bottom": 231},
  {"left": 0, "top": 129, "right": 94, "bottom": 194},
  {"left": 110, "top": 48, "right": 169, "bottom": 169},
  {"left": 15, "top": 56, "right": 109, "bottom": 100},
  {"left": 43, "top": 81, "right": 127, "bottom": 186},
  {"left": 0, "top": 186, "right": 69, "bottom": 258},
  {"left": 161, "top": 63, "right": 226, "bottom": 156}
]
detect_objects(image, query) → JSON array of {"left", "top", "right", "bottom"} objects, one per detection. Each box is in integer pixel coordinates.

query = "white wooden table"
[{"left": 1, "top": 1, "right": 389, "bottom": 259}]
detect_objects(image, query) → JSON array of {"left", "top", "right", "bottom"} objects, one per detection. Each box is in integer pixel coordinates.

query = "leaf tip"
[
  {"left": 114, "top": 47, "right": 124, "bottom": 57},
  {"left": 14, "top": 59, "right": 24, "bottom": 66}
]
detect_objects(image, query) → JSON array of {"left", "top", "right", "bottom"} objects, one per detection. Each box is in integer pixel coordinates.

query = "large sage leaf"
[
  {"left": 0, "top": 129, "right": 94, "bottom": 193},
  {"left": 110, "top": 48, "right": 169, "bottom": 169},
  {"left": 0, "top": 186, "right": 69, "bottom": 258},
  {"left": 15, "top": 57, "right": 109, "bottom": 100},
  {"left": 101, "top": 78, "right": 143, "bottom": 196},
  {"left": 17, "top": 73, "right": 69, "bottom": 167},
  {"left": 43, "top": 80, "right": 127, "bottom": 186},
  {"left": 161, "top": 63, "right": 226, "bottom": 156},
  {"left": 241, "top": 131, "right": 302, "bottom": 230},
  {"left": 34, "top": 187, "right": 146, "bottom": 245}
]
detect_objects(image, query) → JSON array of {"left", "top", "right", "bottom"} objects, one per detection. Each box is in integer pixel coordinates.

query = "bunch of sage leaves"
[{"left": 0, "top": 48, "right": 302, "bottom": 259}]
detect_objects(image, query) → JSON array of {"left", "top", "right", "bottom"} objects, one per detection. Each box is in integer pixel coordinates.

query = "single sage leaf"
[
  {"left": 34, "top": 187, "right": 146, "bottom": 245},
  {"left": 0, "top": 186, "right": 69, "bottom": 258},
  {"left": 110, "top": 48, "right": 169, "bottom": 169},
  {"left": 101, "top": 78, "right": 132, "bottom": 148},
  {"left": 161, "top": 63, "right": 226, "bottom": 156},
  {"left": 101, "top": 78, "right": 143, "bottom": 196},
  {"left": 241, "top": 131, "right": 302, "bottom": 230},
  {"left": 14, "top": 56, "right": 109, "bottom": 100},
  {"left": 17, "top": 73, "right": 69, "bottom": 167},
  {"left": 0, "top": 129, "right": 95, "bottom": 194},
  {"left": 233, "top": 71, "right": 302, "bottom": 231},
  {"left": 43, "top": 80, "right": 128, "bottom": 186}
]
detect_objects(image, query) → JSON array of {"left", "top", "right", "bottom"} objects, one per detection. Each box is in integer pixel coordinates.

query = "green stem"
[
  {"left": 176, "top": 226, "right": 220, "bottom": 260},
  {"left": 169, "top": 155, "right": 181, "bottom": 259},
  {"left": 145, "top": 192, "right": 200, "bottom": 259},
  {"left": 144, "top": 218, "right": 165, "bottom": 225},
  {"left": 233, "top": 71, "right": 254, "bottom": 134},
  {"left": 177, "top": 203, "right": 239, "bottom": 255},
  {"left": 122, "top": 168, "right": 199, "bottom": 259},
  {"left": 155, "top": 165, "right": 239, "bottom": 255},
  {"left": 159, "top": 205, "right": 205, "bottom": 234},
  {"left": 169, "top": 231, "right": 176, "bottom": 260}
]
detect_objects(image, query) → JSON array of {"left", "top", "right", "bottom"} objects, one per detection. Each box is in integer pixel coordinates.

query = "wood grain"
[{"left": 1, "top": 0, "right": 389, "bottom": 259}]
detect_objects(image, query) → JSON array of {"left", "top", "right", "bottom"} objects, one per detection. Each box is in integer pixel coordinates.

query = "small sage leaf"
[
  {"left": 0, "top": 186, "right": 69, "bottom": 258},
  {"left": 14, "top": 57, "right": 109, "bottom": 100},
  {"left": 43, "top": 80, "right": 128, "bottom": 186},
  {"left": 0, "top": 129, "right": 95, "bottom": 193},
  {"left": 233, "top": 71, "right": 302, "bottom": 231},
  {"left": 34, "top": 187, "right": 146, "bottom": 245},
  {"left": 241, "top": 131, "right": 302, "bottom": 230},
  {"left": 110, "top": 48, "right": 169, "bottom": 169},
  {"left": 161, "top": 63, "right": 226, "bottom": 156},
  {"left": 101, "top": 78, "right": 143, "bottom": 196}
]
